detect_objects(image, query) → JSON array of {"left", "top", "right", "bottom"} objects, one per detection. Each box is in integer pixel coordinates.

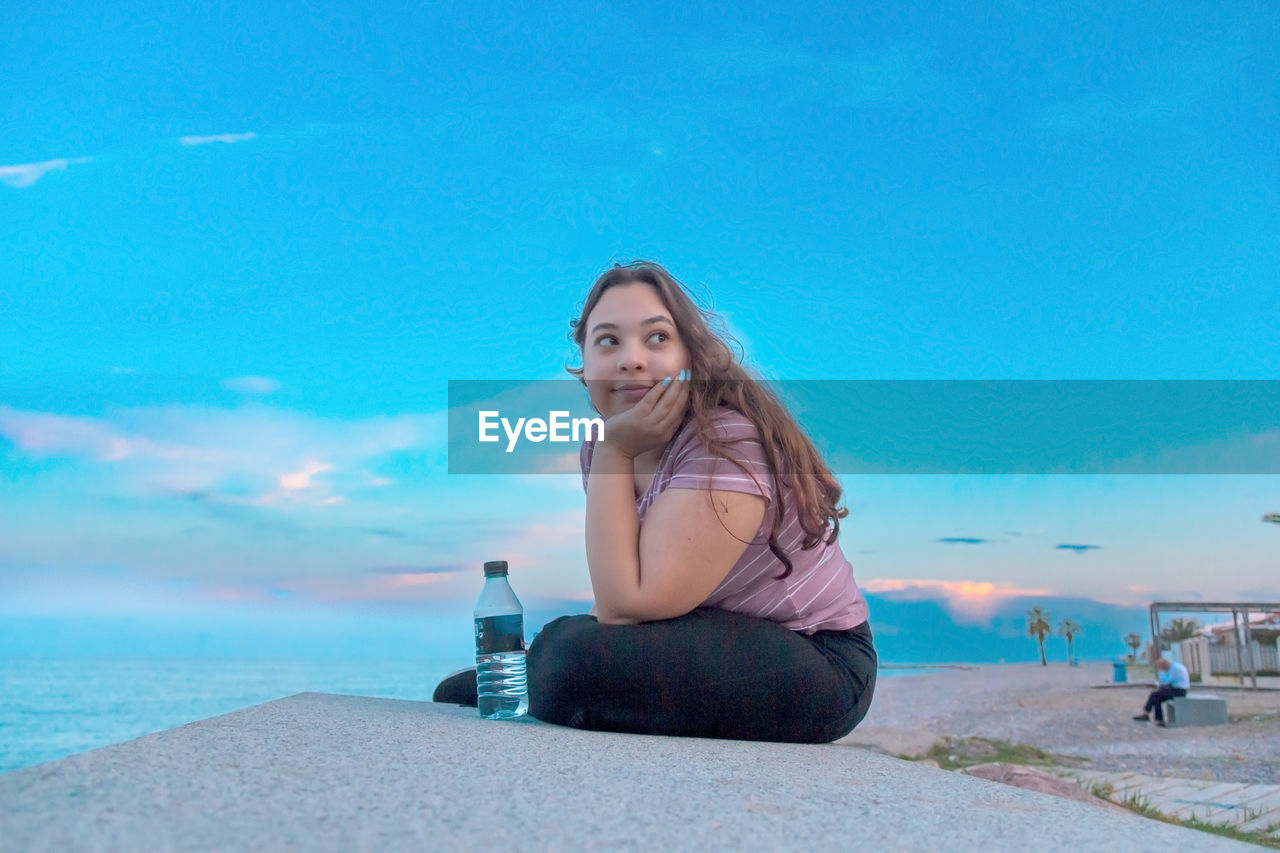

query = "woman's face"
[{"left": 581, "top": 283, "right": 691, "bottom": 418}]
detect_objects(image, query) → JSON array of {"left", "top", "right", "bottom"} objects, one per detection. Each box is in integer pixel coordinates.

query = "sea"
[{"left": 0, "top": 656, "right": 935, "bottom": 774}]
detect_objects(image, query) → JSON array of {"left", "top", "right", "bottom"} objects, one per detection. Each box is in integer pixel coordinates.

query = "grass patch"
[
  {"left": 1170, "top": 814, "right": 1279, "bottom": 849},
  {"left": 921, "top": 736, "right": 1079, "bottom": 771},
  {"left": 1114, "top": 791, "right": 1166, "bottom": 821},
  {"left": 1099, "top": 784, "right": 1280, "bottom": 848}
]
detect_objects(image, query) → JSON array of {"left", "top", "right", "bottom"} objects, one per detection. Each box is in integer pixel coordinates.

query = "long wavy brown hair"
[{"left": 566, "top": 261, "right": 848, "bottom": 580}]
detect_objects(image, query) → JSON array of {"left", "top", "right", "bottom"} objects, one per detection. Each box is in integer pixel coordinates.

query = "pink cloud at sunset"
[{"left": 862, "top": 578, "right": 1052, "bottom": 623}]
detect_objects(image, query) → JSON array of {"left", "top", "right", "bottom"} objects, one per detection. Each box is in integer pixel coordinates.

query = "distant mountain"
[
  {"left": 0, "top": 595, "right": 1149, "bottom": 665},
  {"left": 529, "top": 593, "right": 1151, "bottom": 666},
  {"left": 865, "top": 592, "right": 1149, "bottom": 664}
]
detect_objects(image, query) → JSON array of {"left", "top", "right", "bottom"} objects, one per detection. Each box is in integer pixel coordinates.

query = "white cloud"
[
  {"left": 0, "top": 404, "right": 445, "bottom": 508},
  {"left": 0, "top": 157, "right": 92, "bottom": 188},
  {"left": 0, "top": 406, "right": 197, "bottom": 462},
  {"left": 279, "top": 460, "right": 334, "bottom": 493},
  {"left": 1, "top": 130, "right": 253, "bottom": 190},
  {"left": 222, "top": 375, "right": 281, "bottom": 395},
  {"left": 179, "top": 132, "right": 257, "bottom": 146}
]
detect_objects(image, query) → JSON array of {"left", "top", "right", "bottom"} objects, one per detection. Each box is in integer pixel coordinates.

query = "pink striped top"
[{"left": 580, "top": 406, "right": 869, "bottom": 634}]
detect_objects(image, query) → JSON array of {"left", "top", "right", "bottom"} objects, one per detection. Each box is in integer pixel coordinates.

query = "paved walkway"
[{"left": 1051, "top": 767, "right": 1280, "bottom": 839}]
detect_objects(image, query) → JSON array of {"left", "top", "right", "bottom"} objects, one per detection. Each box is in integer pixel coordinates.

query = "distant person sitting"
[{"left": 1133, "top": 657, "right": 1190, "bottom": 727}]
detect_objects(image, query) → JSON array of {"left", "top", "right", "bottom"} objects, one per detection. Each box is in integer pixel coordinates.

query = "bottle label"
[{"left": 475, "top": 615, "right": 525, "bottom": 654}]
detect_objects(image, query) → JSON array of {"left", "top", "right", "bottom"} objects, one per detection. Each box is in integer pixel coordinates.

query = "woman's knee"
[
  {"left": 527, "top": 615, "right": 606, "bottom": 722},
  {"left": 529, "top": 614, "right": 600, "bottom": 664},
  {"left": 823, "top": 667, "right": 876, "bottom": 742}
]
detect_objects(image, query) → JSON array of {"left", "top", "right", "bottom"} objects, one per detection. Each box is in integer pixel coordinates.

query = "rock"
[
  {"left": 960, "top": 764, "right": 1130, "bottom": 815},
  {"left": 833, "top": 726, "right": 943, "bottom": 759}
]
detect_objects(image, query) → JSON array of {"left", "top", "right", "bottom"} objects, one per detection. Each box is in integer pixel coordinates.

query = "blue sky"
[{"left": 2, "top": 1, "right": 1279, "bottom": 646}]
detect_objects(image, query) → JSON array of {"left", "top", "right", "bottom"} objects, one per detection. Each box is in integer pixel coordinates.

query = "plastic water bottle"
[{"left": 474, "top": 560, "right": 528, "bottom": 719}]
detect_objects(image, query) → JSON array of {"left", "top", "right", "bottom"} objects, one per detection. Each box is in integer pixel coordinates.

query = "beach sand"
[{"left": 845, "top": 662, "right": 1280, "bottom": 784}]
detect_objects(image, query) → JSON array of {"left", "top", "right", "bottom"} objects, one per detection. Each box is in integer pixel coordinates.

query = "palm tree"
[
  {"left": 1124, "top": 632, "right": 1142, "bottom": 662},
  {"left": 1159, "top": 618, "right": 1201, "bottom": 648},
  {"left": 1027, "top": 607, "right": 1052, "bottom": 666},
  {"left": 1059, "top": 619, "right": 1082, "bottom": 666}
]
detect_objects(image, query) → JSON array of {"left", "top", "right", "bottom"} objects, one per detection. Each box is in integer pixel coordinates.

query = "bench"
[{"left": 1163, "top": 693, "right": 1228, "bottom": 727}]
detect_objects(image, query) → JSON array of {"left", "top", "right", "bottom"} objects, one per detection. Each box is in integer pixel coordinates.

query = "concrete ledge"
[
  {"left": 0, "top": 693, "right": 1254, "bottom": 851},
  {"left": 1166, "top": 694, "right": 1229, "bottom": 727}
]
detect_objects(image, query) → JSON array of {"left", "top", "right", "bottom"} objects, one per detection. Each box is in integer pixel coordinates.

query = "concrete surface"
[
  {"left": 832, "top": 724, "right": 944, "bottom": 758},
  {"left": 0, "top": 693, "right": 1258, "bottom": 851}
]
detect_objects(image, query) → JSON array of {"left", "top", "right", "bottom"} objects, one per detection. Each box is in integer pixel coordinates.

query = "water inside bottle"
[{"left": 476, "top": 651, "right": 528, "bottom": 719}]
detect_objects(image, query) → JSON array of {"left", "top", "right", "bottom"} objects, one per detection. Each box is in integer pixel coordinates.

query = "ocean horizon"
[
  {"left": 0, "top": 655, "right": 995, "bottom": 774},
  {"left": 0, "top": 593, "right": 1142, "bottom": 774}
]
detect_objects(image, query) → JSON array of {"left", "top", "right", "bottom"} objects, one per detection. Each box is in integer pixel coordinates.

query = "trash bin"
[{"left": 1113, "top": 661, "right": 1127, "bottom": 683}]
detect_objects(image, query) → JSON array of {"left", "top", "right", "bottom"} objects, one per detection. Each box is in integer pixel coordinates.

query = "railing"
[{"left": 1202, "top": 641, "right": 1279, "bottom": 674}]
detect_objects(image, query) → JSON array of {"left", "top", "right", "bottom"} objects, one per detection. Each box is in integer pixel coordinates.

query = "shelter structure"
[{"left": 1149, "top": 601, "right": 1280, "bottom": 689}]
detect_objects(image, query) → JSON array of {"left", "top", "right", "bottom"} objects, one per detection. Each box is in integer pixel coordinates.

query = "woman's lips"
[{"left": 613, "top": 385, "right": 652, "bottom": 400}]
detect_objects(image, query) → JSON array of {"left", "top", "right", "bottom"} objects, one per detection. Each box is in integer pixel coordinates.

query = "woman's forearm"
[{"left": 584, "top": 443, "right": 643, "bottom": 622}]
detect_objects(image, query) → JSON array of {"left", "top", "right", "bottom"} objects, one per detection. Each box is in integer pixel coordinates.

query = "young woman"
[{"left": 437, "top": 261, "right": 876, "bottom": 743}]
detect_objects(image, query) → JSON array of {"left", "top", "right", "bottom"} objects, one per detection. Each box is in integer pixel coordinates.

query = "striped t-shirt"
[{"left": 579, "top": 406, "right": 869, "bottom": 634}]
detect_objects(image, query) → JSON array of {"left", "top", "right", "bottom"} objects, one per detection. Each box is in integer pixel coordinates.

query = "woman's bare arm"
[{"left": 587, "top": 441, "right": 764, "bottom": 624}]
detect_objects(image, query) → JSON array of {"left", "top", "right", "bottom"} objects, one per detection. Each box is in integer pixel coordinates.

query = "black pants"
[
  {"left": 1144, "top": 684, "right": 1187, "bottom": 721},
  {"left": 436, "top": 607, "right": 877, "bottom": 744}
]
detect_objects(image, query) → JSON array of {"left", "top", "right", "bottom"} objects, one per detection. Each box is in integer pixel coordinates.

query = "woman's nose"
[{"left": 616, "top": 341, "right": 647, "bottom": 372}]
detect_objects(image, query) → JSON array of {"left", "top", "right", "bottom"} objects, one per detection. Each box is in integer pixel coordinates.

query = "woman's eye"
[{"left": 593, "top": 331, "right": 670, "bottom": 346}]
